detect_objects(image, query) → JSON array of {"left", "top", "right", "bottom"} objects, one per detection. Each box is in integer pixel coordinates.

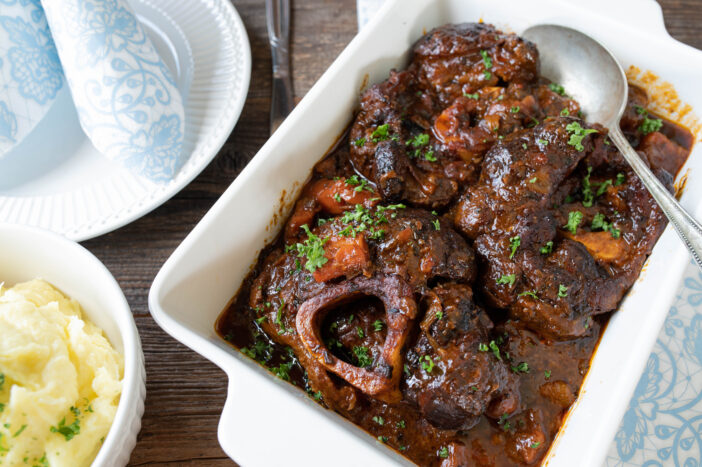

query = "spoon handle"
[{"left": 609, "top": 126, "right": 702, "bottom": 270}]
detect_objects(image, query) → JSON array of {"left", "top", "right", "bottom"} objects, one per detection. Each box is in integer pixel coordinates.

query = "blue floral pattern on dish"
[
  {"left": 0, "top": 0, "right": 63, "bottom": 157},
  {"left": 607, "top": 260, "right": 702, "bottom": 467},
  {"left": 41, "top": 0, "right": 185, "bottom": 183}
]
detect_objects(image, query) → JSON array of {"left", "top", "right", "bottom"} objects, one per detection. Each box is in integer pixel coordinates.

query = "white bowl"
[
  {"left": 149, "top": 0, "right": 702, "bottom": 465},
  {"left": 0, "top": 223, "right": 145, "bottom": 467}
]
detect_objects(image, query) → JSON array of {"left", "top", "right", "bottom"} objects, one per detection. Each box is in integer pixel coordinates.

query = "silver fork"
[{"left": 266, "top": 0, "right": 294, "bottom": 135}]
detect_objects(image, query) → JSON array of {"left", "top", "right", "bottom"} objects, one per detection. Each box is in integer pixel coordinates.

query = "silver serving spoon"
[{"left": 523, "top": 24, "right": 702, "bottom": 270}]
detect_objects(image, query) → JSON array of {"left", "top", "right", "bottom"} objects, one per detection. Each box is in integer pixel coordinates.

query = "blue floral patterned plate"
[
  {"left": 0, "top": 0, "right": 251, "bottom": 241},
  {"left": 606, "top": 259, "right": 702, "bottom": 467}
]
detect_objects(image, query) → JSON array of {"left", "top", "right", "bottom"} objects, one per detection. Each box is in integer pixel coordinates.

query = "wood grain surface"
[{"left": 87, "top": 1, "right": 701, "bottom": 465}]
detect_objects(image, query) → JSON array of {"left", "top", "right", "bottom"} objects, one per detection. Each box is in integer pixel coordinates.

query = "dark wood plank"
[{"left": 80, "top": 1, "right": 697, "bottom": 464}]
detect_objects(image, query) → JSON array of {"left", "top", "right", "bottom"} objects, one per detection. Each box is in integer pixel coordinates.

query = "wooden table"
[{"left": 88, "top": 1, "right": 701, "bottom": 465}]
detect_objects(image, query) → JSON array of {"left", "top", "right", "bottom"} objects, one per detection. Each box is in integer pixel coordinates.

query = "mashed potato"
[{"left": 0, "top": 280, "right": 123, "bottom": 467}]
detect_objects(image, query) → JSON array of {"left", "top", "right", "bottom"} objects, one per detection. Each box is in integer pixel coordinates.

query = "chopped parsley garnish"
[
  {"left": 522, "top": 143, "right": 528, "bottom": 150},
  {"left": 531, "top": 442, "right": 541, "bottom": 449},
  {"left": 635, "top": 105, "right": 663, "bottom": 135},
  {"left": 488, "top": 340, "right": 502, "bottom": 361},
  {"left": 333, "top": 192, "right": 342, "bottom": 203},
  {"left": 50, "top": 407, "right": 81, "bottom": 441},
  {"left": 271, "top": 361, "right": 294, "bottom": 381},
  {"left": 439, "top": 446, "right": 449, "bottom": 458},
  {"left": 345, "top": 175, "right": 373, "bottom": 192},
  {"left": 420, "top": 355, "right": 435, "bottom": 373},
  {"left": 518, "top": 290, "right": 539, "bottom": 300},
  {"left": 354, "top": 137, "right": 366, "bottom": 147},
  {"left": 431, "top": 219, "right": 441, "bottom": 230},
  {"left": 372, "top": 320, "right": 384, "bottom": 332},
  {"left": 558, "top": 284, "right": 569, "bottom": 298},
  {"left": 287, "top": 224, "right": 328, "bottom": 273},
  {"left": 509, "top": 236, "right": 521, "bottom": 259},
  {"left": 0, "top": 373, "right": 4, "bottom": 390},
  {"left": 436, "top": 310, "right": 444, "bottom": 320},
  {"left": 591, "top": 213, "right": 621, "bottom": 238},
  {"left": 564, "top": 211, "right": 583, "bottom": 234},
  {"left": 529, "top": 177, "right": 537, "bottom": 183},
  {"left": 540, "top": 241, "right": 553, "bottom": 254},
  {"left": 241, "top": 339, "right": 274, "bottom": 363},
  {"left": 596, "top": 179, "right": 613, "bottom": 196},
  {"left": 372, "top": 415, "right": 385, "bottom": 425},
  {"left": 397, "top": 420, "right": 406, "bottom": 429},
  {"left": 497, "top": 274, "right": 516, "bottom": 287},
  {"left": 377, "top": 436, "right": 388, "bottom": 443},
  {"left": 549, "top": 82, "right": 566, "bottom": 95},
  {"left": 537, "top": 138, "right": 549, "bottom": 146},
  {"left": 371, "top": 124, "right": 390, "bottom": 142},
  {"left": 511, "top": 362, "right": 529, "bottom": 373},
  {"left": 255, "top": 316, "right": 267, "bottom": 325},
  {"left": 356, "top": 326, "right": 365, "bottom": 338},
  {"left": 510, "top": 106, "right": 520, "bottom": 113},
  {"left": 407, "top": 133, "right": 429, "bottom": 148},
  {"left": 544, "top": 370, "right": 552, "bottom": 379},
  {"left": 463, "top": 92, "right": 479, "bottom": 99},
  {"left": 480, "top": 49, "right": 493, "bottom": 79},
  {"left": 478, "top": 343, "right": 489, "bottom": 352},
  {"left": 566, "top": 122, "right": 598, "bottom": 151},
  {"left": 615, "top": 172, "right": 626, "bottom": 186},
  {"left": 12, "top": 424, "right": 27, "bottom": 438},
  {"left": 275, "top": 299, "right": 286, "bottom": 328},
  {"left": 311, "top": 391, "right": 323, "bottom": 401},
  {"left": 560, "top": 108, "right": 570, "bottom": 116},
  {"left": 424, "top": 150, "right": 437, "bottom": 162},
  {"left": 353, "top": 346, "right": 373, "bottom": 368}
]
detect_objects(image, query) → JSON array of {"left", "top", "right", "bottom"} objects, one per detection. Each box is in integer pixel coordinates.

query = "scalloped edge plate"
[{"left": 0, "top": 0, "right": 251, "bottom": 241}]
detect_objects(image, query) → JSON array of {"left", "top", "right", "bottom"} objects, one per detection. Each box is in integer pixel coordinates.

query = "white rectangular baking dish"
[{"left": 148, "top": 0, "right": 702, "bottom": 465}]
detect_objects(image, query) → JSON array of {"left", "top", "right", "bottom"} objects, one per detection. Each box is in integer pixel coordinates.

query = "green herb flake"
[
  {"left": 354, "top": 137, "right": 366, "bottom": 147},
  {"left": 558, "top": 284, "right": 569, "bottom": 298},
  {"left": 421, "top": 355, "right": 435, "bottom": 373},
  {"left": 424, "top": 150, "right": 437, "bottom": 162},
  {"left": 50, "top": 409, "right": 81, "bottom": 441},
  {"left": 431, "top": 219, "right": 441, "bottom": 231},
  {"left": 397, "top": 420, "right": 406, "bottom": 429},
  {"left": 463, "top": 92, "right": 479, "bottom": 99},
  {"left": 635, "top": 106, "right": 664, "bottom": 135},
  {"left": 531, "top": 442, "right": 541, "bottom": 449},
  {"left": 566, "top": 122, "right": 598, "bottom": 152},
  {"left": 407, "top": 133, "right": 429, "bottom": 148},
  {"left": 488, "top": 340, "right": 502, "bottom": 361},
  {"left": 372, "top": 320, "right": 384, "bottom": 332},
  {"left": 540, "top": 241, "right": 553, "bottom": 254},
  {"left": 560, "top": 108, "right": 570, "bottom": 116},
  {"left": 564, "top": 211, "right": 583, "bottom": 234},
  {"left": 509, "top": 236, "right": 521, "bottom": 259},
  {"left": 549, "top": 82, "right": 566, "bottom": 95},
  {"left": 518, "top": 290, "right": 539, "bottom": 300},
  {"left": 511, "top": 362, "right": 529, "bottom": 373},
  {"left": 12, "top": 424, "right": 27, "bottom": 438},
  {"left": 371, "top": 123, "right": 390, "bottom": 143},
  {"left": 510, "top": 106, "right": 520, "bottom": 113},
  {"left": 544, "top": 370, "right": 552, "bottom": 379},
  {"left": 289, "top": 224, "right": 329, "bottom": 273},
  {"left": 537, "top": 138, "right": 549, "bottom": 146},
  {"left": 439, "top": 446, "right": 449, "bottom": 458},
  {"left": 615, "top": 172, "right": 626, "bottom": 186},
  {"left": 356, "top": 326, "right": 365, "bottom": 338},
  {"left": 353, "top": 346, "right": 373, "bottom": 368},
  {"left": 372, "top": 415, "right": 385, "bottom": 426},
  {"left": 480, "top": 49, "right": 493, "bottom": 80},
  {"left": 497, "top": 274, "right": 516, "bottom": 287}
]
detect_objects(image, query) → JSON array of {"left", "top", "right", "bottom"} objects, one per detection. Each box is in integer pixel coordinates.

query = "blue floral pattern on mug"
[
  {"left": 41, "top": 0, "right": 185, "bottom": 183},
  {"left": 0, "top": 0, "right": 63, "bottom": 157},
  {"left": 607, "top": 260, "right": 702, "bottom": 466}
]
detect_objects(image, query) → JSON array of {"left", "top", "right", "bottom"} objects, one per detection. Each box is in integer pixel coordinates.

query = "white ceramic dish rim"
[
  {"left": 149, "top": 0, "right": 702, "bottom": 465},
  {"left": 0, "top": 223, "right": 145, "bottom": 467}
]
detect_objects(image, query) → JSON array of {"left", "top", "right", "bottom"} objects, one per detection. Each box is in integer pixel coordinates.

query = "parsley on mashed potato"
[{"left": 0, "top": 279, "right": 123, "bottom": 466}]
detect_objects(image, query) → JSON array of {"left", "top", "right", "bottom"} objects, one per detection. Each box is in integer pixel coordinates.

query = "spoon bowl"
[
  {"left": 523, "top": 24, "right": 702, "bottom": 270},
  {"left": 522, "top": 25, "right": 627, "bottom": 127}
]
